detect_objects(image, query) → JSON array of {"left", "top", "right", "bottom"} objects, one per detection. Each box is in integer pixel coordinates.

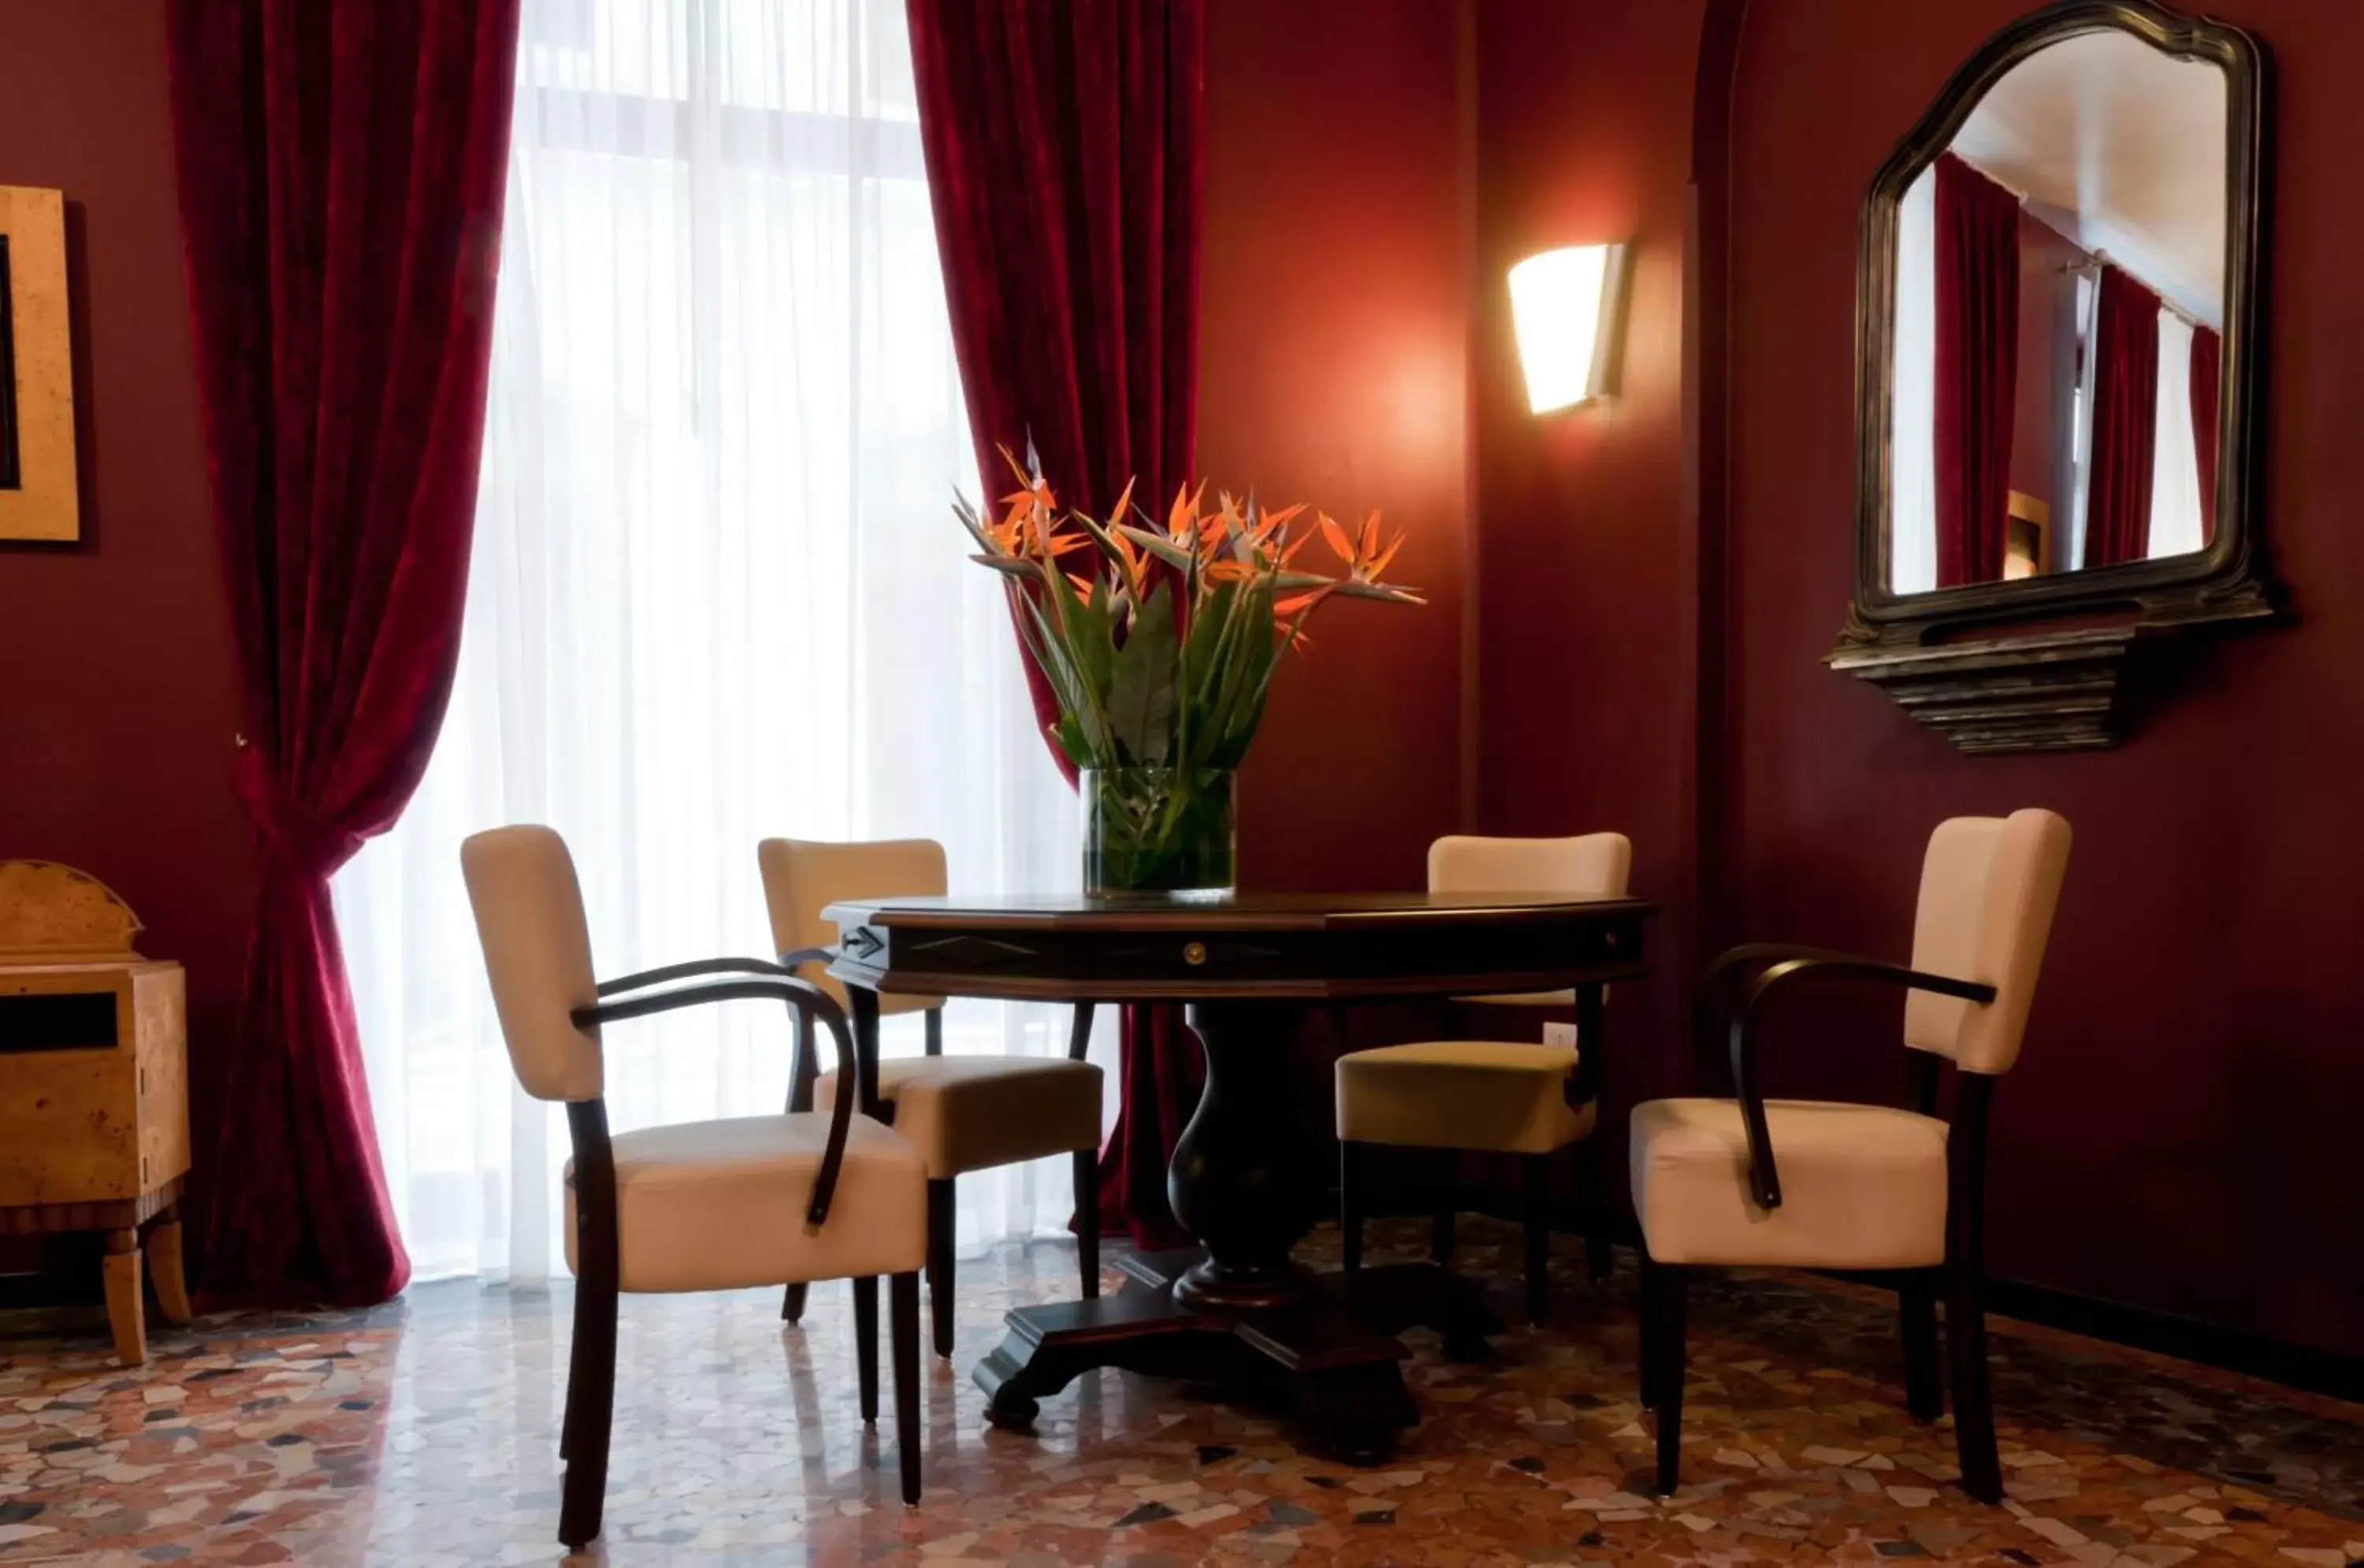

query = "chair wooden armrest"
[
  {"left": 594, "top": 956, "right": 797, "bottom": 997},
  {"left": 1703, "top": 946, "right": 1995, "bottom": 1211},
  {"left": 572, "top": 975, "right": 860, "bottom": 1227}
]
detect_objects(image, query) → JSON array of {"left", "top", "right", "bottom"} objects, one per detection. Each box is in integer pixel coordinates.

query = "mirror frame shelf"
[{"left": 1828, "top": 0, "right": 2278, "bottom": 753}]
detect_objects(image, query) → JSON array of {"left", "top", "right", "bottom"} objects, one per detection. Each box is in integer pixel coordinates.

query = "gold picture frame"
[{"left": 0, "top": 185, "right": 79, "bottom": 541}]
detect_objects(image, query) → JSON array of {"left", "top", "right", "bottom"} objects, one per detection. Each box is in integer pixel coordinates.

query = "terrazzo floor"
[{"left": 2, "top": 1217, "right": 2360, "bottom": 1566}]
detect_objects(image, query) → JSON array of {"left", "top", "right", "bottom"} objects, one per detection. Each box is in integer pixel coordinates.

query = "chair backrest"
[
  {"left": 756, "top": 837, "right": 947, "bottom": 1014},
  {"left": 1429, "top": 832, "right": 1633, "bottom": 900},
  {"left": 1904, "top": 808, "right": 2072, "bottom": 1075},
  {"left": 460, "top": 825, "right": 604, "bottom": 1102}
]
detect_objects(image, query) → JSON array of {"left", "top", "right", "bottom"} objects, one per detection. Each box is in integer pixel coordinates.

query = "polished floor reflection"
[{"left": 2, "top": 1217, "right": 2361, "bottom": 1566}]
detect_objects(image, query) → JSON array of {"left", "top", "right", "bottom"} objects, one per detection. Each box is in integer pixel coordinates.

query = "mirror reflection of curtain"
[
  {"left": 2191, "top": 325, "right": 2221, "bottom": 543},
  {"left": 1890, "top": 167, "right": 1938, "bottom": 594},
  {"left": 2085, "top": 265, "right": 2161, "bottom": 566},
  {"left": 1933, "top": 154, "right": 2020, "bottom": 587},
  {"left": 2146, "top": 310, "right": 2206, "bottom": 559}
]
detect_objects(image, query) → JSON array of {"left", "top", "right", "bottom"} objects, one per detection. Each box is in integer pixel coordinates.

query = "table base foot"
[{"left": 975, "top": 1249, "right": 1479, "bottom": 1462}]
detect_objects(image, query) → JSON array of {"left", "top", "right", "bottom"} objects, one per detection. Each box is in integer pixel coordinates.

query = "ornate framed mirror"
[{"left": 1829, "top": 0, "right": 2274, "bottom": 752}]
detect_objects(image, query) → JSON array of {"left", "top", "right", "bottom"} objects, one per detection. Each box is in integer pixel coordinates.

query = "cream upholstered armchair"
[
  {"left": 759, "top": 838, "right": 1103, "bottom": 1355},
  {"left": 1632, "top": 808, "right": 2071, "bottom": 1503},
  {"left": 1333, "top": 832, "right": 1632, "bottom": 1321},
  {"left": 462, "top": 827, "right": 928, "bottom": 1550}
]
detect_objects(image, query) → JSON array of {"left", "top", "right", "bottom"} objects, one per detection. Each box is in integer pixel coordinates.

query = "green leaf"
[
  {"left": 1054, "top": 712, "right": 1097, "bottom": 769},
  {"left": 972, "top": 553, "right": 1047, "bottom": 581},
  {"left": 1114, "top": 524, "right": 1195, "bottom": 570},
  {"left": 1105, "top": 580, "right": 1179, "bottom": 765},
  {"left": 1019, "top": 591, "right": 1109, "bottom": 762},
  {"left": 1191, "top": 574, "right": 1277, "bottom": 767},
  {"left": 1329, "top": 579, "right": 1426, "bottom": 604},
  {"left": 952, "top": 490, "right": 995, "bottom": 552},
  {"left": 1067, "top": 580, "right": 1116, "bottom": 726}
]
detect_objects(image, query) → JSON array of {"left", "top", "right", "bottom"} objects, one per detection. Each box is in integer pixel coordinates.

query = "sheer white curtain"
[
  {"left": 1889, "top": 165, "right": 1938, "bottom": 596},
  {"left": 337, "top": 0, "right": 1085, "bottom": 1287},
  {"left": 2147, "top": 308, "right": 2206, "bottom": 560}
]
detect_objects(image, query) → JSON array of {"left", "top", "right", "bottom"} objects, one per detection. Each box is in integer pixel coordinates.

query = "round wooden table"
[{"left": 823, "top": 890, "right": 1653, "bottom": 1460}]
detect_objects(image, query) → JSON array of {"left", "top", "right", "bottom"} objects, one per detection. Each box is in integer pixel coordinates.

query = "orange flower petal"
[{"left": 1318, "top": 511, "right": 1356, "bottom": 565}]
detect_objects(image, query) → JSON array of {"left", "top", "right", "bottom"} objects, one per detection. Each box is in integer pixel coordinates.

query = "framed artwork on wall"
[{"left": 0, "top": 185, "right": 78, "bottom": 542}]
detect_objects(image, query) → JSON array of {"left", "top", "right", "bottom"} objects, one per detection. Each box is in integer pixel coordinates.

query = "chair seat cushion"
[
  {"left": 1630, "top": 1098, "right": 1950, "bottom": 1269},
  {"left": 816, "top": 1057, "right": 1103, "bottom": 1179},
  {"left": 1334, "top": 1042, "right": 1596, "bottom": 1154},
  {"left": 567, "top": 1113, "right": 925, "bottom": 1293}
]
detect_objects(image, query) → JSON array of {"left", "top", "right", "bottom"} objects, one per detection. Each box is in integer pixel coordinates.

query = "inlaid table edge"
[
  {"left": 821, "top": 892, "right": 1659, "bottom": 933},
  {"left": 821, "top": 960, "right": 1648, "bottom": 1004}
]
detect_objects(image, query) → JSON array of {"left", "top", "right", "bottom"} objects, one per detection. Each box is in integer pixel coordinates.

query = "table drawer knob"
[{"left": 1183, "top": 942, "right": 1208, "bottom": 966}]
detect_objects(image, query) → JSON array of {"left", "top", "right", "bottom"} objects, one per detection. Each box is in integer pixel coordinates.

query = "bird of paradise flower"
[{"left": 953, "top": 444, "right": 1424, "bottom": 777}]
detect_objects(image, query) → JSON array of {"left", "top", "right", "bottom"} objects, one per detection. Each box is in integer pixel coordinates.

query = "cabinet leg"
[
  {"left": 147, "top": 1213, "right": 193, "bottom": 1325},
  {"left": 102, "top": 1230, "right": 146, "bottom": 1366}
]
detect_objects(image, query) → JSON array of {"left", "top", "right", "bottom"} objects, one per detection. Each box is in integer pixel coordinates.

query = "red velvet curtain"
[
  {"left": 2191, "top": 323, "right": 2222, "bottom": 544},
  {"left": 908, "top": 0, "right": 1208, "bottom": 1247},
  {"left": 167, "top": 0, "right": 520, "bottom": 1304},
  {"left": 2086, "top": 266, "right": 2162, "bottom": 568},
  {"left": 1932, "top": 153, "right": 2020, "bottom": 589}
]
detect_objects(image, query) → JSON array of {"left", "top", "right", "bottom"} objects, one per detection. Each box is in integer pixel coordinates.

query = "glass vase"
[{"left": 1080, "top": 767, "right": 1237, "bottom": 897}]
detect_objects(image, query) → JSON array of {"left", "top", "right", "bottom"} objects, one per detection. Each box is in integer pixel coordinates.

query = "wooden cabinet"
[{"left": 0, "top": 862, "right": 192, "bottom": 1363}]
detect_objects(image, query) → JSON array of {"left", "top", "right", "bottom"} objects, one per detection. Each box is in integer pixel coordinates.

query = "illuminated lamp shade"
[{"left": 1507, "top": 243, "right": 1630, "bottom": 414}]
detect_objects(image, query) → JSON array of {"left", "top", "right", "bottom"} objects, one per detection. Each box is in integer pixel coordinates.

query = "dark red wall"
[
  {"left": 1722, "top": 0, "right": 2364, "bottom": 1360},
  {"left": 1200, "top": 0, "right": 1477, "bottom": 893},
  {"left": 0, "top": 2, "right": 255, "bottom": 1176},
  {"left": 1470, "top": 0, "right": 2364, "bottom": 1360},
  {"left": 1472, "top": 0, "right": 1715, "bottom": 1189}
]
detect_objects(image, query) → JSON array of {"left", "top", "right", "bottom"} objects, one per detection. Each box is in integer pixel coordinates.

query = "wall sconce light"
[{"left": 1507, "top": 242, "right": 1630, "bottom": 414}]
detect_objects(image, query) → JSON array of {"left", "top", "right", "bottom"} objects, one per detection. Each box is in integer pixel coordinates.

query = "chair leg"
[
  {"left": 853, "top": 1275, "right": 880, "bottom": 1424},
  {"left": 1901, "top": 1270, "right": 1943, "bottom": 1421},
  {"left": 1339, "top": 1140, "right": 1364, "bottom": 1279},
  {"left": 558, "top": 1281, "right": 585, "bottom": 1462},
  {"left": 890, "top": 1269, "right": 922, "bottom": 1506},
  {"left": 1430, "top": 1150, "right": 1456, "bottom": 1265},
  {"left": 1649, "top": 1257, "right": 1688, "bottom": 1498},
  {"left": 1946, "top": 1251, "right": 2002, "bottom": 1502},
  {"left": 557, "top": 1268, "right": 618, "bottom": 1550},
  {"left": 782, "top": 1011, "right": 816, "bottom": 1324},
  {"left": 1578, "top": 1136, "right": 1614, "bottom": 1284},
  {"left": 1072, "top": 1150, "right": 1100, "bottom": 1299},
  {"left": 1521, "top": 1154, "right": 1552, "bottom": 1324},
  {"left": 926, "top": 1179, "right": 956, "bottom": 1358},
  {"left": 1637, "top": 1251, "right": 1656, "bottom": 1409}
]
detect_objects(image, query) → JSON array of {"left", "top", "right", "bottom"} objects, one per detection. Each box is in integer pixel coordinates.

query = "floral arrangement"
[{"left": 955, "top": 446, "right": 1424, "bottom": 778}]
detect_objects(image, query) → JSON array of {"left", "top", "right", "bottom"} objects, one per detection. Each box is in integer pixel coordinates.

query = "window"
[{"left": 337, "top": 0, "right": 1086, "bottom": 1286}]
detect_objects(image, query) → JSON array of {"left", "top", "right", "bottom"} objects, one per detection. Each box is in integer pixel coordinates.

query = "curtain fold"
[
  {"left": 1931, "top": 153, "right": 2020, "bottom": 589},
  {"left": 340, "top": 0, "right": 1087, "bottom": 1287},
  {"left": 2087, "top": 265, "right": 2162, "bottom": 568},
  {"left": 908, "top": 0, "right": 1207, "bottom": 1248},
  {"left": 2191, "top": 323, "right": 2223, "bottom": 544},
  {"left": 166, "top": 0, "right": 521, "bottom": 1304}
]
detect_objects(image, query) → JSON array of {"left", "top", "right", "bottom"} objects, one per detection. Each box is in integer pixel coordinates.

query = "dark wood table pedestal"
[
  {"left": 822, "top": 889, "right": 1652, "bottom": 1463},
  {"left": 972, "top": 1000, "right": 1504, "bottom": 1460}
]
